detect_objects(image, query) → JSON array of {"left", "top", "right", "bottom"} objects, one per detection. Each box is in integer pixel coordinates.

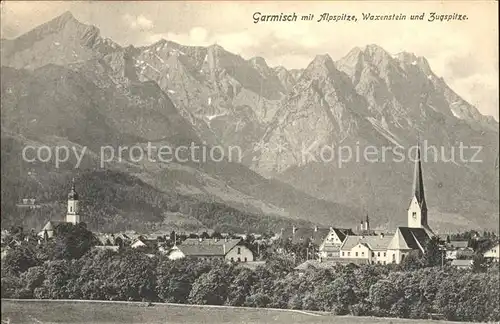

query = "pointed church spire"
[
  {"left": 412, "top": 141, "right": 426, "bottom": 209},
  {"left": 68, "top": 177, "right": 78, "bottom": 200},
  {"left": 66, "top": 177, "right": 80, "bottom": 224}
]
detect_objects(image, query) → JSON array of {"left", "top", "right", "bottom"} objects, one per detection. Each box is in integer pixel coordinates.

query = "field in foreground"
[{"left": 1, "top": 300, "right": 473, "bottom": 324}]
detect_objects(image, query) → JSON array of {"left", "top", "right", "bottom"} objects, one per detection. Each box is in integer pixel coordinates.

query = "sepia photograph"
[{"left": 0, "top": 1, "right": 498, "bottom": 323}]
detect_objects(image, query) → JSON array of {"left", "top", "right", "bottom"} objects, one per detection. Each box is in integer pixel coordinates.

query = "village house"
[
  {"left": 37, "top": 221, "right": 60, "bottom": 240},
  {"left": 16, "top": 198, "right": 42, "bottom": 209},
  {"left": 451, "top": 259, "right": 474, "bottom": 269},
  {"left": 339, "top": 233, "right": 394, "bottom": 264},
  {"left": 444, "top": 241, "right": 474, "bottom": 260},
  {"left": 483, "top": 243, "right": 500, "bottom": 262},
  {"left": 130, "top": 237, "right": 157, "bottom": 251},
  {"left": 1, "top": 246, "right": 10, "bottom": 260},
  {"left": 318, "top": 227, "right": 355, "bottom": 259},
  {"left": 95, "top": 233, "right": 128, "bottom": 247},
  {"left": 92, "top": 245, "right": 119, "bottom": 252},
  {"left": 167, "top": 237, "right": 254, "bottom": 262},
  {"left": 280, "top": 226, "right": 331, "bottom": 246},
  {"left": 385, "top": 227, "right": 428, "bottom": 264},
  {"left": 294, "top": 259, "right": 340, "bottom": 276}
]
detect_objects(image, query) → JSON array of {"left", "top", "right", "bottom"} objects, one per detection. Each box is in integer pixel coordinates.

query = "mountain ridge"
[{"left": 1, "top": 11, "right": 498, "bottom": 232}]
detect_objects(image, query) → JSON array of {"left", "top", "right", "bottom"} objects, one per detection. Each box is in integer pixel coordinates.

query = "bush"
[
  {"left": 332, "top": 304, "right": 349, "bottom": 315},
  {"left": 244, "top": 293, "right": 271, "bottom": 308}
]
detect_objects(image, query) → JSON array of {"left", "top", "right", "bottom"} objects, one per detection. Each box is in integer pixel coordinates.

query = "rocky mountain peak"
[
  {"left": 249, "top": 56, "right": 275, "bottom": 79},
  {"left": 303, "top": 54, "right": 336, "bottom": 77},
  {"left": 361, "top": 44, "right": 394, "bottom": 67},
  {"left": 273, "top": 65, "right": 296, "bottom": 92},
  {"left": 394, "top": 51, "right": 417, "bottom": 63},
  {"left": 335, "top": 44, "right": 400, "bottom": 86},
  {"left": 334, "top": 47, "right": 364, "bottom": 81},
  {"left": 26, "top": 10, "right": 85, "bottom": 39},
  {"left": 1, "top": 11, "right": 121, "bottom": 69},
  {"left": 53, "top": 11, "right": 77, "bottom": 24},
  {"left": 207, "top": 43, "right": 226, "bottom": 53},
  {"left": 393, "top": 51, "right": 432, "bottom": 73},
  {"left": 311, "top": 53, "right": 334, "bottom": 65},
  {"left": 341, "top": 46, "right": 363, "bottom": 63},
  {"left": 8, "top": 11, "right": 74, "bottom": 41},
  {"left": 273, "top": 65, "right": 287, "bottom": 73},
  {"left": 151, "top": 38, "right": 168, "bottom": 47},
  {"left": 250, "top": 56, "right": 268, "bottom": 67},
  {"left": 363, "top": 44, "right": 391, "bottom": 56}
]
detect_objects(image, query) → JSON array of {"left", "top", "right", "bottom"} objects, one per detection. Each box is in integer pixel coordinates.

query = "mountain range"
[{"left": 1, "top": 12, "right": 498, "bottom": 233}]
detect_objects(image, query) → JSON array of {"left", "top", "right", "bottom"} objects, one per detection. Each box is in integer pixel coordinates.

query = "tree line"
[{"left": 1, "top": 225, "right": 498, "bottom": 323}]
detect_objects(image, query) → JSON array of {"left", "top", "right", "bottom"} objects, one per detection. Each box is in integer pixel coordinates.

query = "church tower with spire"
[
  {"left": 66, "top": 178, "right": 80, "bottom": 224},
  {"left": 407, "top": 143, "right": 432, "bottom": 234}
]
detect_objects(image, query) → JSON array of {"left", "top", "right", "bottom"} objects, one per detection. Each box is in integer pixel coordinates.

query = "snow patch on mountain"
[
  {"left": 366, "top": 117, "right": 403, "bottom": 147},
  {"left": 206, "top": 112, "right": 227, "bottom": 121}
]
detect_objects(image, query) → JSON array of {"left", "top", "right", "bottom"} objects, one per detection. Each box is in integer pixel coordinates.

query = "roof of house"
[
  {"left": 131, "top": 237, "right": 156, "bottom": 246},
  {"left": 321, "top": 245, "right": 342, "bottom": 252},
  {"left": 176, "top": 238, "right": 241, "bottom": 256},
  {"left": 42, "top": 221, "right": 55, "bottom": 231},
  {"left": 320, "top": 228, "right": 356, "bottom": 250},
  {"left": 281, "top": 227, "right": 332, "bottom": 245},
  {"left": 487, "top": 242, "right": 500, "bottom": 249},
  {"left": 446, "top": 241, "right": 469, "bottom": 249},
  {"left": 96, "top": 234, "right": 116, "bottom": 245},
  {"left": 93, "top": 245, "right": 119, "bottom": 252},
  {"left": 340, "top": 235, "right": 394, "bottom": 251},
  {"left": 387, "top": 227, "right": 429, "bottom": 251},
  {"left": 38, "top": 220, "right": 67, "bottom": 237},
  {"left": 142, "top": 234, "right": 160, "bottom": 240},
  {"left": 41, "top": 221, "right": 65, "bottom": 231},
  {"left": 237, "top": 261, "right": 266, "bottom": 270},
  {"left": 484, "top": 243, "right": 500, "bottom": 254},
  {"left": 331, "top": 228, "right": 355, "bottom": 242},
  {"left": 294, "top": 259, "right": 341, "bottom": 271},
  {"left": 115, "top": 233, "right": 130, "bottom": 240},
  {"left": 294, "top": 260, "right": 316, "bottom": 271},
  {"left": 451, "top": 259, "right": 473, "bottom": 267},
  {"left": 334, "top": 258, "right": 371, "bottom": 265}
]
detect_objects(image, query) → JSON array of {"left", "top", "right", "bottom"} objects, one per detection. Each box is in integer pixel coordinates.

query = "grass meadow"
[{"left": 1, "top": 300, "right": 475, "bottom": 324}]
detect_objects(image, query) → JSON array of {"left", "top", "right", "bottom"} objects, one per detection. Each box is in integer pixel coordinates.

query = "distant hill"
[{"left": 0, "top": 63, "right": 360, "bottom": 233}]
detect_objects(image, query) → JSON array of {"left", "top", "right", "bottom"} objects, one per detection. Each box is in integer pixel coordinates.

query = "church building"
[
  {"left": 406, "top": 143, "right": 434, "bottom": 236},
  {"left": 386, "top": 142, "right": 434, "bottom": 264},
  {"left": 328, "top": 142, "right": 434, "bottom": 265},
  {"left": 66, "top": 178, "right": 81, "bottom": 224},
  {"left": 38, "top": 178, "right": 82, "bottom": 239}
]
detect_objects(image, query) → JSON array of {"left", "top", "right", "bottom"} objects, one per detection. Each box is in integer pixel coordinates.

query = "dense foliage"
[{"left": 2, "top": 239, "right": 498, "bottom": 322}]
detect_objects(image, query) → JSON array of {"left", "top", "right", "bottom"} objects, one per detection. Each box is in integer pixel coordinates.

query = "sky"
[{"left": 1, "top": 1, "right": 498, "bottom": 120}]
